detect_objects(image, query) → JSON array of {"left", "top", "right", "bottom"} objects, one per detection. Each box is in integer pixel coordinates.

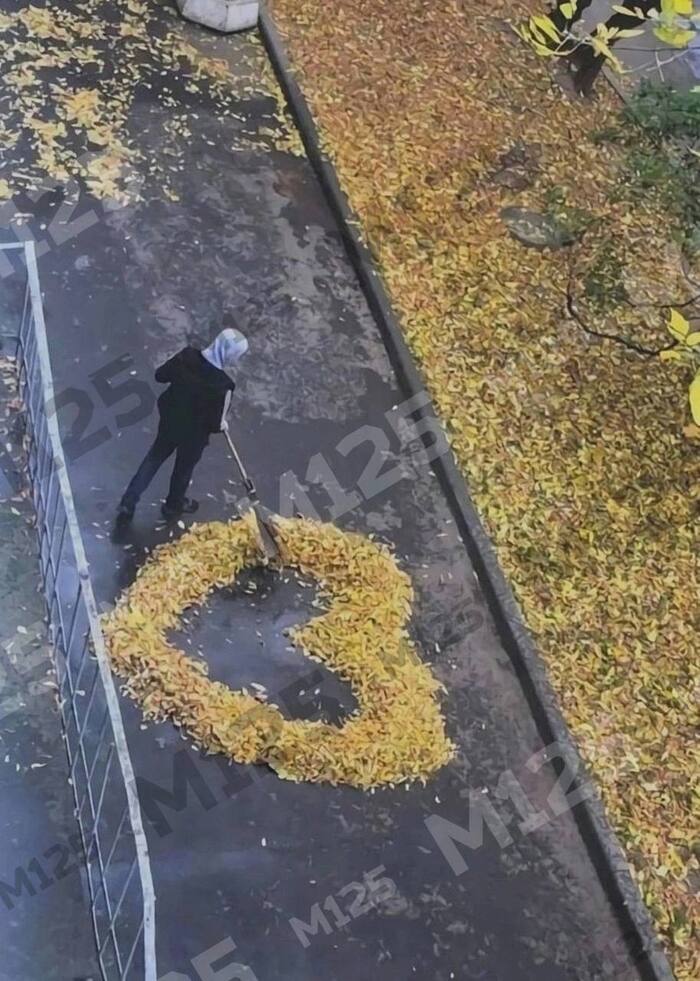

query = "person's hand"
[{"left": 220, "top": 419, "right": 229, "bottom": 432}]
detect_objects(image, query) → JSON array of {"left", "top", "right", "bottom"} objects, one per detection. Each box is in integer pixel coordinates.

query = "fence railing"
[{"left": 0, "top": 242, "right": 157, "bottom": 980}]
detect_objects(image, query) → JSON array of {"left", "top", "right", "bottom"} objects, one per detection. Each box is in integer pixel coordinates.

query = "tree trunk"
[
  {"left": 548, "top": 0, "right": 594, "bottom": 34},
  {"left": 570, "top": 0, "right": 658, "bottom": 94}
]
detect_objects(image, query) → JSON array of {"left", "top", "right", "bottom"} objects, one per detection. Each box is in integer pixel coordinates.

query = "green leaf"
[
  {"left": 668, "top": 309, "right": 691, "bottom": 341},
  {"left": 653, "top": 24, "right": 696, "bottom": 47},
  {"left": 531, "top": 14, "right": 561, "bottom": 44},
  {"left": 689, "top": 371, "right": 700, "bottom": 425}
]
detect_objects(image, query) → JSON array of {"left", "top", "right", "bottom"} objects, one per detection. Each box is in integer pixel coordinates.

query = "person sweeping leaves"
[{"left": 117, "top": 326, "right": 248, "bottom": 523}]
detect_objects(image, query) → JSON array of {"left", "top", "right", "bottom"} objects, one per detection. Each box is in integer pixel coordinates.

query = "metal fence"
[{"left": 0, "top": 242, "right": 157, "bottom": 980}]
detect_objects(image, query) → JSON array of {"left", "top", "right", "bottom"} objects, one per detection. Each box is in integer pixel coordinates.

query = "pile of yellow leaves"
[
  {"left": 102, "top": 514, "right": 454, "bottom": 788},
  {"left": 269, "top": 0, "right": 699, "bottom": 973}
]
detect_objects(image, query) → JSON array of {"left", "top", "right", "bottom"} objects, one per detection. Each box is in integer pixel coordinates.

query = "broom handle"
[{"left": 222, "top": 428, "right": 257, "bottom": 499}]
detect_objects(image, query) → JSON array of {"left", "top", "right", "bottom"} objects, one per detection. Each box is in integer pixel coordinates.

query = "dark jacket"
[{"left": 155, "top": 346, "right": 235, "bottom": 444}]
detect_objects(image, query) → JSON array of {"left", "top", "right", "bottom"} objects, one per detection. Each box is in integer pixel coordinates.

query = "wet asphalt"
[{"left": 0, "top": 12, "right": 647, "bottom": 981}]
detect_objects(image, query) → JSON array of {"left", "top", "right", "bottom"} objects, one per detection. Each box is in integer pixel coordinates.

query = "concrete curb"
[{"left": 259, "top": 8, "right": 676, "bottom": 980}]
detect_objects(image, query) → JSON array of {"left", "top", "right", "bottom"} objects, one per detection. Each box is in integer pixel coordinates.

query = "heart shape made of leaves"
[{"left": 103, "top": 513, "right": 453, "bottom": 787}]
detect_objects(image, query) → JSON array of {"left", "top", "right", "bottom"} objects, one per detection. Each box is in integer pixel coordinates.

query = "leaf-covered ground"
[
  {"left": 270, "top": 0, "right": 699, "bottom": 974},
  {"left": 0, "top": 0, "right": 302, "bottom": 205}
]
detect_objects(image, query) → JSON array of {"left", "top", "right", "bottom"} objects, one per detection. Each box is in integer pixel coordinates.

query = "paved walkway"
[
  {"left": 0, "top": 6, "right": 654, "bottom": 980},
  {"left": 0, "top": 354, "right": 97, "bottom": 980},
  {"left": 584, "top": 0, "right": 697, "bottom": 89}
]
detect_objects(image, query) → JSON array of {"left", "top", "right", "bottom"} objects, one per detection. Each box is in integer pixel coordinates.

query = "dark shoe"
[
  {"left": 116, "top": 502, "right": 134, "bottom": 525},
  {"left": 161, "top": 497, "right": 199, "bottom": 519}
]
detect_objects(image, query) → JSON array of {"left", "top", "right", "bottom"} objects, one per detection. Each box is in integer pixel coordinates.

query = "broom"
[{"left": 221, "top": 425, "right": 279, "bottom": 561}]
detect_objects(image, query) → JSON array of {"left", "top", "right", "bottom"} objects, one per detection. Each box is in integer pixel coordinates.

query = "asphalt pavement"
[{"left": 0, "top": 10, "right": 653, "bottom": 981}]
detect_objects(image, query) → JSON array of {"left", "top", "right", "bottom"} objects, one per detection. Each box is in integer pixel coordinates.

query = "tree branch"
[
  {"left": 565, "top": 275, "right": 676, "bottom": 357},
  {"left": 563, "top": 224, "right": 698, "bottom": 356}
]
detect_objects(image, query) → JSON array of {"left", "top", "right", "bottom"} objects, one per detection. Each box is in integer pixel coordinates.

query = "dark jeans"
[{"left": 121, "top": 430, "right": 206, "bottom": 510}]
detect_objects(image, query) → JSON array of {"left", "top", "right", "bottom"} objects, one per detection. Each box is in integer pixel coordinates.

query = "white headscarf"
[{"left": 202, "top": 328, "right": 249, "bottom": 371}]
